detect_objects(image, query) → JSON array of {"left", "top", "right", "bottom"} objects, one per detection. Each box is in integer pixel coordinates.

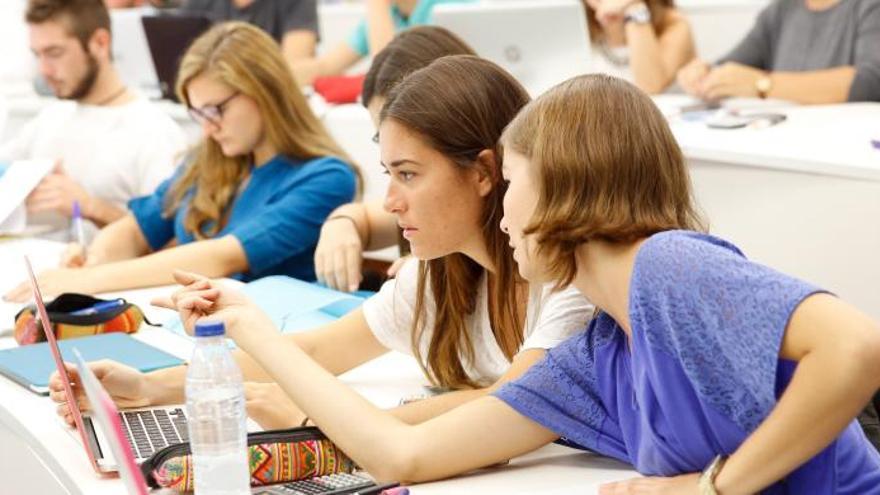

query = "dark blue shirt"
[
  {"left": 495, "top": 231, "right": 880, "bottom": 493},
  {"left": 128, "top": 154, "right": 356, "bottom": 282}
]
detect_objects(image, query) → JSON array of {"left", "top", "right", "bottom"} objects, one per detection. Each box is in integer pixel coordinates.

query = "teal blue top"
[
  {"left": 128, "top": 154, "right": 356, "bottom": 282},
  {"left": 346, "top": 0, "right": 475, "bottom": 57}
]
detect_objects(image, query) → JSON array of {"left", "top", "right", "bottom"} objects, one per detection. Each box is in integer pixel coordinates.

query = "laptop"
[
  {"left": 141, "top": 14, "right": 212, "bottom": 102},
  {"left": 73, "top": 349, "right": 150, "bottom": 495},
  {"left": 24, "top": 256, "right": 190, "bottom": 473},
  {"left": 432, "top": 0, "right": 592, "bottom": 96}
]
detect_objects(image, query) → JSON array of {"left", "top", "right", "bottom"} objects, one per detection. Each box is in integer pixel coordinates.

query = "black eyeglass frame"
[{"left": 187, "top": 91, "right": 240, "bottom": 126}]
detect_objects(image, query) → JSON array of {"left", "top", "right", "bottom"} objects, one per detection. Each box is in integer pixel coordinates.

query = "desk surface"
[
  {"left": 0, "top": 239, "right": 638, "bottom": 494},
  {"left": 656, "top": 96, "right": 880, "bottom": 181}
]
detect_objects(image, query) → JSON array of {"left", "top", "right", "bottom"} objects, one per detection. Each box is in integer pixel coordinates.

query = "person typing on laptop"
[{"left": 0, "top": 0, "right": 186, "bottom": 235}]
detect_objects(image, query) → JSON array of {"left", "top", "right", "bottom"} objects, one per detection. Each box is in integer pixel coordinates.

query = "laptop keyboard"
[{"left": 119, "top": 408, "right": 188, "bottom": 459}]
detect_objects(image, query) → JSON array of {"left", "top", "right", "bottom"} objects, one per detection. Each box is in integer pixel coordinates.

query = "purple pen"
[{"left": 71, "top": 200, "right": 85, "bottom": 246}]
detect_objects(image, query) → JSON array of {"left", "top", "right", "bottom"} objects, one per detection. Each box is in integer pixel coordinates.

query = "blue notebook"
[
  {"left": 164, "top": 276, "right": 371, "bottom": 337},
  {"left": 0, "top": 333, "right": 184, "bottom": 395}
]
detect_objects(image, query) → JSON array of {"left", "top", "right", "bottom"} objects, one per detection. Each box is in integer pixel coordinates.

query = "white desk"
[
  {"left": 660, "top": 99, "right": 880, "bottom": 319},
  {"left": 0, "top": 239, "right": 638, "bottom": 494}
]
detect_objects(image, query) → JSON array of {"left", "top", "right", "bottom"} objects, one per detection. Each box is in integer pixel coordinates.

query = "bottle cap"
[{"left": 194, "top": 320, "right": 225, "bottom": 337}]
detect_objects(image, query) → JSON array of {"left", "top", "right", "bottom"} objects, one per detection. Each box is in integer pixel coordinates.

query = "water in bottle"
[{"left": 185, "top": 320, "right": 250, "bottom": 495}]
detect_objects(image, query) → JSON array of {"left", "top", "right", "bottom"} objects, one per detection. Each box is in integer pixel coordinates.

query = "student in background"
[
  {"left": 178, "top": 0, "right": 319, "bottom": 65},
  {"left": 583, "top": 0, "right": 694, "bottom": 94},
  {"left": 677, "top": 0, "right": 880, "bottom": 103},
  {"left": 315, "top": 25, "right": 475, "bottom": 292},
  {"left": 0, "top": 0, "right": 185, "bottom": 232},
  {"left": 4, "top": 22, "right": 358, "bottom": 302},
  {"left": 290, "top": 0, "right": 472, "bottom": 87},
  {"left": 52, "top": 56, "right": 591, "bottom": 434},
  {"left": 143, "top": 74, "right": 880, "bottom": 490}
]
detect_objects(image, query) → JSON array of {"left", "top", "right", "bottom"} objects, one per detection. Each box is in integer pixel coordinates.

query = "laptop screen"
[
  {"left": 24, "top": 256, "right": 100, "bottom": 473},
  {"left": 73, "top": 349, "right": 149, "bottom": 495}
]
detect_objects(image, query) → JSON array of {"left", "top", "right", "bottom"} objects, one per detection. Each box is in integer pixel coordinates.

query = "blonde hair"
[
  {"left": 502, "top": 74, "right": 706, "bottom": 288},
  {"left": 165, "top": 22, "right": 359, "bottom": 238}
]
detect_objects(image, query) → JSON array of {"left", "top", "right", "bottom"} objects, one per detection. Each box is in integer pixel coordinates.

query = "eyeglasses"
[
  {"left": 372, "top": 132, "right": 379, "bottom": 144},
  {"left": 187, "top": 92, "right": 240, "bottom": 126}
]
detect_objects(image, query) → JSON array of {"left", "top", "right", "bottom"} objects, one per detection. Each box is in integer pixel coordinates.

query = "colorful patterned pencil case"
[
  {"left": 13, "top": 293, "right": 148, "bottom": 345},
  {"left": 141, "top": 426, "right": 357, "bottom": 491}
]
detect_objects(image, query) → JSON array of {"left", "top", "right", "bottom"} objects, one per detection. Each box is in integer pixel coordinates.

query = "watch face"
[{"left": 625, "top": 4, "right": 651, "bottom": 23}]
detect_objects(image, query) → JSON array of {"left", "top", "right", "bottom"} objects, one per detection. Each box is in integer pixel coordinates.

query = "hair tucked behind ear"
[
  {"left": 502, "top": 74, "right": 706, "bottom": 289},
  {"left": 381, "top": 56, "right": 530, "bottom": 389}
]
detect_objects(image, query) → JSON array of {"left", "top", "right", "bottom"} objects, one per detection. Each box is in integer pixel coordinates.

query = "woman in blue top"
[
  {"left": 150, "top": 74, "right": 880, "bottom": 491},
  {"left": 291, "top": 0, "right": 473, "bottom": 86},
  {"left": 5, "top": 22, "right": 358, "bottom": 301}
]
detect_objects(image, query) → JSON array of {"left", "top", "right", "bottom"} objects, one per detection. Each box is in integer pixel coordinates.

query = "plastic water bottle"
[{"left": 185, "top": 321, "right": 250, "bottom": 495}]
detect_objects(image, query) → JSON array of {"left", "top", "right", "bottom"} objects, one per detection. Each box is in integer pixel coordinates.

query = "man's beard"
[{"left": 60, "top": 54, "right": 99, "bottom": 101}]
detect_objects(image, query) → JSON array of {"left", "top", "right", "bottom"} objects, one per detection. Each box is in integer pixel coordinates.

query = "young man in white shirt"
[{"left": 0, "top": 0, "right": 186, "bottom": 234}]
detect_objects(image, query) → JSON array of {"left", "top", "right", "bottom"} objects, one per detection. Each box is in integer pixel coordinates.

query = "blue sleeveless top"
[{"left": 495, "top": 231, "right": 880, "bottom": 493}]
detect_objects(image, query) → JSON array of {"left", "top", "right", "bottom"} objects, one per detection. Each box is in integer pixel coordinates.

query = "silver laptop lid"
[{"left": 432, "top": 0, "right": 592, "bottom": 96}]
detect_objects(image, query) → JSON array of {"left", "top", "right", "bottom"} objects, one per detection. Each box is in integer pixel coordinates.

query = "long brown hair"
[
  {"left": 584, "top": 0, "right": 674, "bottom": 39},
  {"left": 165, "top": 22, "right": 359, "bottom": 238},
  {"left": 381, "top": 56, "right": 530, "bottom": 389},
  {"left": 502, "top": 74, "right": 706, "bottom": 288},
  {"left": 361, "top": 25, "right": 476, "bottom": 108}
]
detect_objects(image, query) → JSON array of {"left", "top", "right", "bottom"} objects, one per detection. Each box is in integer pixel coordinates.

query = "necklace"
[{"left": 93, "top": 86, "right": 128, "bottom": 107}]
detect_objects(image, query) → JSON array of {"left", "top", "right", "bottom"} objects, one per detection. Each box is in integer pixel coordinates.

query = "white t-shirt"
[
  {"left": 362, "top": 258, "right": 594, "bottom": 386},
  {"left": 0, "top": 97, "right": 186, "bottom": 233}
]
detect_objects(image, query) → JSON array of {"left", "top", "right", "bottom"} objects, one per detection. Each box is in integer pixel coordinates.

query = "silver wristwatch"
[{"left": 624, "top": 2, "right": 652, "bottom": 24}]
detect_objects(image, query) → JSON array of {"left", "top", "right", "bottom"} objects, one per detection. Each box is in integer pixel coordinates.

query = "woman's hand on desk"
[
  {"left": 49, "top": 360, "right": 154, "bottom": 427},
  {"left": 598, "top": 472, "right": 700, "bottom": 495},
  {"left": 244, "top": 382, "right": 308, "bottom": 430},
  {"left": 676, "top": 58, "right": 711, "bottom": 97},
  {"left": 152, "top": 270, "right": 276, "bottom": 342},
  {"left": 3, "top": 267, "right": 98, "bottom": 303}
]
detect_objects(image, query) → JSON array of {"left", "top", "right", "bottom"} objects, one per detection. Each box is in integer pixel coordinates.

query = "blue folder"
[
  {"left": 164, "top": 276, "right": 371, "bottom": 337},
  {"left": 0, "top": 333, "right": 184, "bottom": 395}
]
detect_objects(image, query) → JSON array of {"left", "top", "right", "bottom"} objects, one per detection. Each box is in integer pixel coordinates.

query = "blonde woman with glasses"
[{"left": 5, "top": 22, "right": 359, "bottom": 302}]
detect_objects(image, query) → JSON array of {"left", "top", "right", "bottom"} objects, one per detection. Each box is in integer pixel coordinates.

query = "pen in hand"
[{"left": 70, "top": 200, "right": 87, "bottom": 265}]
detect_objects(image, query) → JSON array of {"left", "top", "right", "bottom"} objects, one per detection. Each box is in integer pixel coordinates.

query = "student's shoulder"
[
  {"left": 634, "top": 230, "right": 747, "bottom": 292},
  {"left": 290, "top": 155, "right": 357, "bottom": 179},
  {"left": 638, "top": 230, "right": 744, "bottom": 266}
]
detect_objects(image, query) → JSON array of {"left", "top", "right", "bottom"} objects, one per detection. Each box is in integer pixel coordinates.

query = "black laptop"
[{"left": 141, "top": 14, "right": 212, "bottom": 102}]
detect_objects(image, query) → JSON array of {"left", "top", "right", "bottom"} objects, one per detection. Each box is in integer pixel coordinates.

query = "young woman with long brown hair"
[
  {"left": 4, "top": 22, "right": 358, "bottom": 302},
  {"left": 52, "top": 55, "right": 591, "bottom": 431},
  {"left": 314, "top": 25, "right": 476, "bottom": 293},
  {"left": 143, "top": 73, "right": 879, "bottom": 492}
]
